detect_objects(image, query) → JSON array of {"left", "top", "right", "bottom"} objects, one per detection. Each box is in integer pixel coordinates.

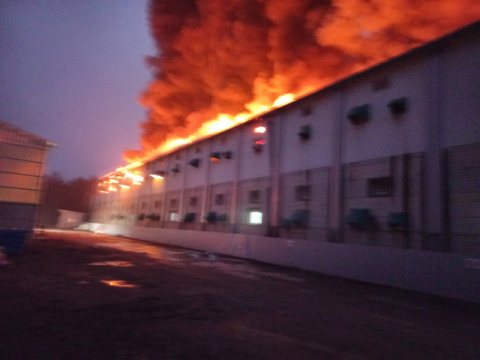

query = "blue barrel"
[{"left": 0, "top": 229, "right": 31, "bottom": 255}]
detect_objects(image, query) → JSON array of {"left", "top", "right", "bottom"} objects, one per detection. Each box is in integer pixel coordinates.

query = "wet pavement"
[{"left": 0, "top": 230, "right": 479, "bottom": 360}]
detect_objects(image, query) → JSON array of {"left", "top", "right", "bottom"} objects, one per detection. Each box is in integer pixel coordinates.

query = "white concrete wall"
[
  {"left": 185, "top": 143, "right": 208, "bottom": 188},
  {"left": 441, "top": 34, "right": 480, "bottom": 147},
  {"left": 165, "top": 150, "right": 187, "bottom": 192},
  {"left": 208, "top": 132, "right": 239, "bottom": 184},
  {"left": 239, "top": 121, "right": 271, "bottom": 180},
  {"left": 281, "top": 95, "right": 337, "bottom": 172},
  {"left": 343, "top": 61, "right": 427, "bottom": 163},
  {"left": 88, "top": 223, "right": 480, "bottom": 303}
]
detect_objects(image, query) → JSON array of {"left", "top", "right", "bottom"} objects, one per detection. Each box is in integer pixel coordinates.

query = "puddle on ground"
[
  {"left": 95, "top": 240, "right": 167, "bottom": 262},
  {"left": 88, "top": 261, "right": 134, "bottom": 267},
  {"left": 100, "top": 280, "right": 138, "bottom": 288},
  {"left": 64, "top": 232, "right": 306, "bottom": 283}
]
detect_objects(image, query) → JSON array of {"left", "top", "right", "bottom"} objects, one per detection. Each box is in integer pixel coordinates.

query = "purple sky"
[{"left": 0, "top": 0, "right": 155, "bottom": 179}]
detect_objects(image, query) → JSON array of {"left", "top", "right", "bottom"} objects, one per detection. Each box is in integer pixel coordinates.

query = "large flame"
[
  {"left": 116, "top": 0, "right": 480, "bottom": 172},
  {"left": 127, "top": 93, "right": 295, "bottom": 164}
]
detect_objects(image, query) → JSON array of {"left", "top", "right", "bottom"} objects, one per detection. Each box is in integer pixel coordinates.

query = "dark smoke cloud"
[{"left": 125, "top": 0, "right": 480, "bottom": 161}]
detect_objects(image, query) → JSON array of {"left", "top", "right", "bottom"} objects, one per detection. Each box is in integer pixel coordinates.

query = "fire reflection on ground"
[
  {"left": 100, "top": 280, "right": 137, "bottom": 288},
  {"left": 88, "top": 261, "right": 133, "bottom": 267},
  {"left": 46, "top": 230, "right": 306, "bottom": 283}
]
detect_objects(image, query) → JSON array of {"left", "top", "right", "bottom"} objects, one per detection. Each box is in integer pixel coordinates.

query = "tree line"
[{"left": 37, "top": 172, "right": 98, "bottom": 227}]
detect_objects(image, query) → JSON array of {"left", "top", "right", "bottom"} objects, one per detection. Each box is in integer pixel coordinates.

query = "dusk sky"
[{"left": 0, "top": 0, "right": 155, "bottom": 179}]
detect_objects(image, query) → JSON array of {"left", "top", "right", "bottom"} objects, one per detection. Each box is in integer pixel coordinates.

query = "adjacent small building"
[
  {"left": 90, "top": 22, "right": 480, "bottom": 302},
  {"left": 56, "top": 209, "right": 85, "bottom": 230},
  {"left": 0, "top": 121, "right": 54, "bottom": 230}
]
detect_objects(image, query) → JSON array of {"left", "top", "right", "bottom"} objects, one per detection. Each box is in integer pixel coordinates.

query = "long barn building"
[{"left": 90, "top": 22, "right": 480, "bottom": 302}]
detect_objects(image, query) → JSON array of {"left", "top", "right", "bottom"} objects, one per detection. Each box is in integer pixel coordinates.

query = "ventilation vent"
[
  {"left": 388, "top": 97, "right": 408, "bottom": 115},
  {"left": 347, "top": 104, "right": 370, "bottom": 125}
]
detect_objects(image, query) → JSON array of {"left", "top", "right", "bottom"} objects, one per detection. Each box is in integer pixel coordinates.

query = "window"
[
  {"left": 170, "top": 199, "right": 178, "bottom": 208},
  {"left": 141, "top": 202, "right": 146, "bottom": 209},
  {"left": 248, "top": 190, "right": 260, "bottom": 204},
  {"left": 154, "top": 201, "right": 161, "bottom": 209},
  {"left": 190, "top": 196, "right": 198, "bottom": 207},
  {"left": 372, "top": 75, "right": 389, "bottom": 91},
  {"left": 254, "top": 126, "right": 266, "bottom": 134},
  {"left": 300, "top": 105, "right": 312, "bottom": 116},
  {"left": 368, "top": 177, "right": 393, "bottom": 197},
  {"left": 215, "top": 194, "right": 225, "bottom": 205},
  {"left": 249, "top": 211, "right": 263, "bottom": 224},
  {"left": 195, "top": 147, "right": 201, "bottom": 153},
  {"left": 170, "top": 212, "right": 180, "bottom": 221},
  {"left": 295, "top": 185, "right": 310, "bottom": 201}
]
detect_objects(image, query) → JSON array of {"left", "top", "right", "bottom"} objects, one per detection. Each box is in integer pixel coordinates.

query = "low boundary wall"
[{"left": 84, "top": 223, "right": 480, "bottom": 303}]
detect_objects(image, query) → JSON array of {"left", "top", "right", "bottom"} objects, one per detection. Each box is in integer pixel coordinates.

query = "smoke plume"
[{"left": 124, "top": 0, "right": 480, "bottom": 161}]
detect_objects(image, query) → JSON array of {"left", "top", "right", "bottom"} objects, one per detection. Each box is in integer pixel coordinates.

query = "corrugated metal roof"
[{"left": 0, "top": 121, "right": 55, "bottom": 149}]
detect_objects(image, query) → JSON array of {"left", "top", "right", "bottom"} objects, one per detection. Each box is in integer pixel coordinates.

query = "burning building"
[{"left": 90, "top": 21, "right": 480, "bottom": 302}]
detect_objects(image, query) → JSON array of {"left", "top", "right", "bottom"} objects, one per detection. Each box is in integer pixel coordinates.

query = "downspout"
[
  {"left": 229, "top": 128, "right": 242, "bottom": 233},
  {"left": 160, "top": 157, "right": 169, "bottom": 228},
  {"left": 200, "top": 139, "right": 212, "bottom": 230},
  {"left": 178, "top": 151, "right": 188, "bottom": 228},
  {"left": 268, "top": 112, "right": 282, "bottom": 237}
]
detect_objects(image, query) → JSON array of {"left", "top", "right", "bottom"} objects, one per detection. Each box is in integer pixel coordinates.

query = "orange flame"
[
  {"left": 114, "top": 1, "right": 480, "bottom": 179},
  {"left": 117, "top": 93, "right": 296, "bottom": 173}
]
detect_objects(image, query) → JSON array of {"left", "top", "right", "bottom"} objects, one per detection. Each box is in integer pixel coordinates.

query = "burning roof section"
[{"left": 101, "top": 19, "right": 480, "bottom": 185}]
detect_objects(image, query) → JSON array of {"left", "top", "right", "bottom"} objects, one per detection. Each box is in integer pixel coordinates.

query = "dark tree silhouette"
[{"left": 37, "top": 173, "right": 97, "bottom": 227}]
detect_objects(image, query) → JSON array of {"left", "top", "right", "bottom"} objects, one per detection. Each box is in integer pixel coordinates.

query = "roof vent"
[
  {"left": 347, "top": 104, "right": 370, "bottom": 125},
  {"left": 188, "top": 158, "right": 200, "bottom": 167},
  {"left": 209, "top": 152, "right": 221, "bottom": 162},
  {"left": 387, "top": 97, "right": 408, "bottom": 115},
  {"left": 298, "top": 125, "right": 311, "bottom": 140}
]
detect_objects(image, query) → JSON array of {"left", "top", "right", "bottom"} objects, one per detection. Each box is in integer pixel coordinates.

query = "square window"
[
  {"left": 295, "top": 185, "right": 310, "bottom": 201},
  {"left": 190, "top": 196, "right": 198, "bottom": 207},
  {"left": 141, "top": 202, "right": 146, "bottom": 209},
  {"left": 170, "top": 199, "right": 178, "bottom": 208},
  {"left": 248, "top": 190, "right": 260, "bottom": 204},
  {"left": 154, "top": 200, "right": 161, "bottom": 209},
  {"left": 249, "top": 211, "right": 263, "bottom": 224},
  {"left": 215, "top": 194, "right": 225, "bottom": 205},
  {"left": 368, "top": 177, "right": 393, "bottom": 197}
]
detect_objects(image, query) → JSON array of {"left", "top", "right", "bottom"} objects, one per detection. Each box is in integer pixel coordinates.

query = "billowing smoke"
[{"left": 125, "top": 0, "right": 480, "bottom": 161}]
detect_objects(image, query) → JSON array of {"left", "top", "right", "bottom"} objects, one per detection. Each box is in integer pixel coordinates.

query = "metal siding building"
[
  {"left": 90, "top": 22, "right": 480, "bottom": 302},
  {"left": 0, "top": 121, "right": 54, "bottom": 230}
]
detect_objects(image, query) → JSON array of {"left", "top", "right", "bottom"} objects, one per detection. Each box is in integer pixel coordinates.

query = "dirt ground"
[{"left": 0, "top": 230, "right": 479, "bottom": 360}]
